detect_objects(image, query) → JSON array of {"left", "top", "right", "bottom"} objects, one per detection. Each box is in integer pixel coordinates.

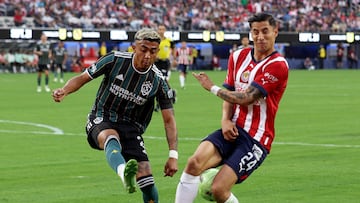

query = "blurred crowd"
[{"left": 0, "top": 0, "right": 360, "bottom": 32}]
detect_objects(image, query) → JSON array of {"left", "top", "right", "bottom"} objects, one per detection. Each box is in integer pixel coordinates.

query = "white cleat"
[{"left": 45, "top": 86, "right": 51, "bottom": 92}]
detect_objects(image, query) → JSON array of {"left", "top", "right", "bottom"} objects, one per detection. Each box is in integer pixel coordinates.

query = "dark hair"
[{"left": 248, "top": 13, "right": 277, "bottom": 28}]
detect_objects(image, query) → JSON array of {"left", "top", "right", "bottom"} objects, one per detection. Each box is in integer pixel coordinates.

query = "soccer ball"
[{"left": 198, "top": 168, "right": 219, "bottom": 202}]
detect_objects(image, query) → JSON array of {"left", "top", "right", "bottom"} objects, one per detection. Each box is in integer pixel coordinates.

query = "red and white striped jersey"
[
  {"left": 224, "top": 47, "right": 289, "bottom": 152},
  {"left": 176, "top": 47, "right": 192, "bottom": 65}
]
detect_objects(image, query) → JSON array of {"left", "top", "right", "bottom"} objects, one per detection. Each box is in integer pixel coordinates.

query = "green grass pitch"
[{"left": 0, "top": 69, "right": 359, "bottom": 203}]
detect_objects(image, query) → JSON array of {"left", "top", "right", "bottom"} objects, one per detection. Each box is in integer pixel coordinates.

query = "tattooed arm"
[
  {"left": 217, "top": 85, "right": 263, "bottom": 105},
  {"left": 192, "top": 72, "right": 264, "bottom": 105}
]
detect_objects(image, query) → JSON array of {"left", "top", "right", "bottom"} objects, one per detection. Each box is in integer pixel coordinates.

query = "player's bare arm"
[
  {"left": 52, "top": 72, "right": 91, "bottom": 102},
  {"left": 218, "top": 85, "right": 263, "bottom": 106},
  {"left": 221, "top": 101, "right": 239, "bottom": 141},
  {"left": 161, "top": 108, "right": 178, "bottom": 177},
  {"left": 193, "top": 72, "right": 264, "bottom": 105}
]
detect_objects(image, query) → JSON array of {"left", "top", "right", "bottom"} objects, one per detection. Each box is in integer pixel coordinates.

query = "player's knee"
[
  {"left": 211, "top": 181, "right": 229, "bottom": 201},
  {"left": 185, "top": 155, "right": 203, "bottom": 175}
]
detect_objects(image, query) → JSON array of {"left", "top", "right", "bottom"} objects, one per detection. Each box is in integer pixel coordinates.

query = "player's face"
[
  {"left": 133, "top": 40, "right": 159, "bottom": 71},
  {"left": 250, "top": 21, "right": 278, "bottom": 55},
  {"left": 157, "top": 26, "right": 166, "bottom": 36},
  {"left": 41, "top": 34, "right": 47, "bottom": 42},
  {"left": 241, "top": 37, "right": 249, "bottom": 46}
]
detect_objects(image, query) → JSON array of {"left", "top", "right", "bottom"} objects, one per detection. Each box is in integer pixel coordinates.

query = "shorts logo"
[
  {"left": 141, "top": 81, "right": 152, "bottom": 96},
  {"left": 93, "top": 117, "right": 103, "bottom": 124},
  {"left": 238, "top": 144, "right": 264, "bottom": 173},
  {"left": 137, "top": 136, "right": 147, "bottom": 155},
  {"left": 167, "top": 89, "right": 174, "bottom": 98}
]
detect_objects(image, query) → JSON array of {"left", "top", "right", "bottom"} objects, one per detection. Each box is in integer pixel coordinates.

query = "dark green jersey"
[
  {"left": 35, "top": 41, "right": 51, "bottom": 65},
  {"left": 86, "top": 51, "right": 173, "bottom": 133},
  {"left": 52, "top": 46, "right": 67, "bottom": 64}
]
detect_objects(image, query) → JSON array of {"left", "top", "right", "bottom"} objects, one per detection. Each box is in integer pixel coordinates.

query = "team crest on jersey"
[
  {"left": 241, "top": 70, "right": 250, "bottom": 82},
  {"left": 141, "top": 81, "right": 152, "bottom": 96}
]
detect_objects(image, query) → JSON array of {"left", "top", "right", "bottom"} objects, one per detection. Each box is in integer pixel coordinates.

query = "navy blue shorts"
[
  {"left": 203, "top": 127, "right": 268, "bottom": 183},
  {"left": 85, "top": 117, "right": 149, "bottom": 162},
  {"left": 177, "top": 64, "right": 188, "bottom": 73}
]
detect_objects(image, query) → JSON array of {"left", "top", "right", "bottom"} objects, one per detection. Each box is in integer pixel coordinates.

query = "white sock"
[
  {"left": 175, "top": 172, "right": 200, "bottom": 203},
  {"left": 179, "top": 75, "right": 185, "bottom": 87},
  {"left": 117, "top": 164, "right": 125, "bottom": 183},
  {"left": 224, "top": 193, "right": 239, "bottom": 203},
  {"left": 167, "top": 71, "right": 171, "bottom": 81}
]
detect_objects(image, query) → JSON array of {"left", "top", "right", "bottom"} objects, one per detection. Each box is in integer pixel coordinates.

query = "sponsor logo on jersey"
[{"left": 262, "top": 72, "right": 278, "bottom": 85}]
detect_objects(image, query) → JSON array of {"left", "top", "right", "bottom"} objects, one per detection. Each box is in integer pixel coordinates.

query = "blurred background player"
[
  {"left": 176, "top": 41, "right": 192, "bottom": 89},
  {"left": 154, "top": 24, "right": 176, "bottom": 111},
  {"left": 303, "top": 57, "right": 315, "bottom": 70},
  {"left": 99, "top": 41, "right": 107, "bottom": 58},
  {"left": 347, "top": 45, "right": 358, "bottom": 69},
  {"left": 155, "top": 24, "right": 175, "bottom": 82},
  {"left": 318, "top": 44, "right": 326, "bottom": 69},
  {"left": 238, "top": 36, "right": 252, "bottom": 49},
  {"left": 336, "top": 42, "right": 344, "bottom": 69},
  {"left": 34, "top": 33, "right": 52, "bottom": 92},
  {"left": 52, "top": 41, "right": 68, "bottom": 83},
  {"left": 190, "top": 45, "right": 199, "bottom": 70}
]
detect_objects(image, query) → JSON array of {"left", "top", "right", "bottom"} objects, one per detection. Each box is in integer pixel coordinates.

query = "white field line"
[{"left": 0, "top": 120, "right": 359, "bottom": 149}]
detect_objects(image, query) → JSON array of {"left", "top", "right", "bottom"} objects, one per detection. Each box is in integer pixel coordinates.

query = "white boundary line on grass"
[
  {"left": 1, "top": 119, "right": 360, "bottom": 149},
  {"left": 0, "top": 119, "right": 64, "bottom": 135}
]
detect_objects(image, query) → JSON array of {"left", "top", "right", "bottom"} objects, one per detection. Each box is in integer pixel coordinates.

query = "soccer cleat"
[
  {"left": 37, "top": 86, "right": 42, "bottom": 93},
  {"left": 53, "top": 78, "right": 58, "bottom": 82},
  {"left": 45, "top": 86, "right": 51, "bottom": 92},
  {"left": 60, "top": 79, "right": 64, "bottom": 83},
  {"left": 124, "top": 159, "right": 138, "bottom": 193}
]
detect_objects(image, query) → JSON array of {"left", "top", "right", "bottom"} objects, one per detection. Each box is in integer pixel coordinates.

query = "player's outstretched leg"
[{"left": 124, "top": 159, "right": 138, "bottom": 193}]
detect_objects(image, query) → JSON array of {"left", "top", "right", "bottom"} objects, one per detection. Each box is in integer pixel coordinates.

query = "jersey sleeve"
[
  {"left": 252, "top": 60, "right": 289, "bottom": 97},
  {"left": 223, "top": 52, "right": 236, "bottom": 91},
  {"left": 156, "top": 78, "right": 174, "bottom": 110},
  {"left": 86, "top": 52, "right": 115, "bottom": 79}
]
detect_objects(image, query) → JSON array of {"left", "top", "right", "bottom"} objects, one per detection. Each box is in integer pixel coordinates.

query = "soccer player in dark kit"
[{"left": 52, "top": 28, "right": 178, "bottom": 203}]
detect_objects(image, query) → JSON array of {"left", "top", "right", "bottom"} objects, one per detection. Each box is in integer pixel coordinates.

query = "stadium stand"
[
  {"left": 0, "top": 0, "right": 359, "bottom": 71},
  {"left": 0, "top": 0, "right": 358, "bottom": 32}
]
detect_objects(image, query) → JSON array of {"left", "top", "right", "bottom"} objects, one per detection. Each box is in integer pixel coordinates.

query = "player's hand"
[
  {"left": 52, "top": 88, "right": 66, "bottom": 102},
  {"left": 192, "top": 72, "right": 214, "bottom": 91},
  {"left": 221, "top": 120, "right": 239, "bottom": 141},
  {"left": 163, "top": 158, "right": 178, "bottom": 177}
]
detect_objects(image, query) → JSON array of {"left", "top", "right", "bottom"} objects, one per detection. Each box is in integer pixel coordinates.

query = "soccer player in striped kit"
[
  {"left": 175, "top": 13, "right": 289, "bottom": 203},
  {"left": 52, "top": 28, "right": 178, "bottom": 203},
  {"left": 176, "top": 41, "right": 193, "bottom": 89}
]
